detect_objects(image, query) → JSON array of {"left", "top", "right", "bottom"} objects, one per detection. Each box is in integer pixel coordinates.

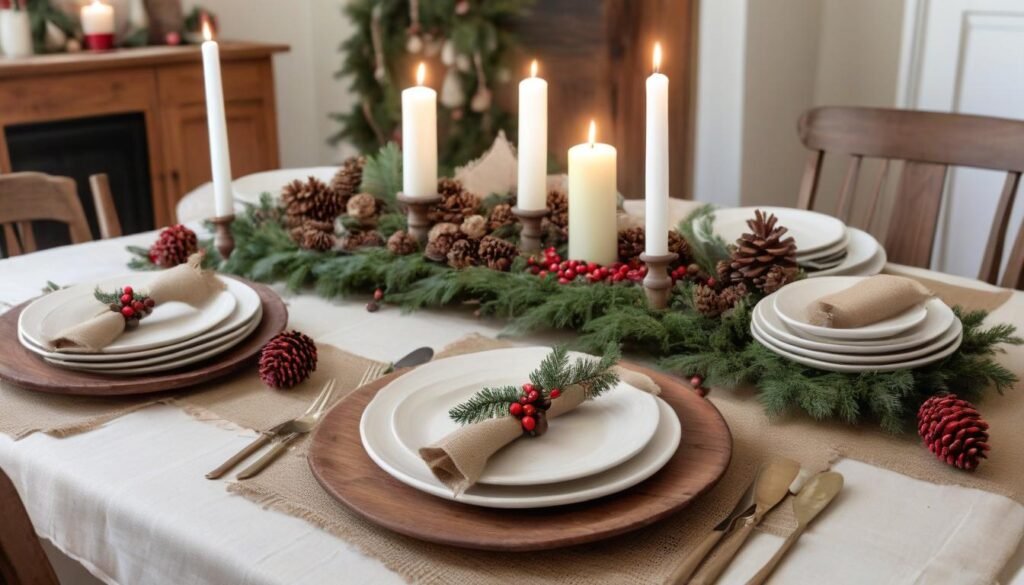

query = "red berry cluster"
[
  {"left": 689, "top": 374, "right": 710, "bottom": 398},
  {"left": 525, "top": 247, "right": 649, "bottom": 285},
  {"left": 108, "top": 286, "right": 156, "bottom": 326},
  {"left": 508, "top": 382, "right": 558, "bottom": 436}
]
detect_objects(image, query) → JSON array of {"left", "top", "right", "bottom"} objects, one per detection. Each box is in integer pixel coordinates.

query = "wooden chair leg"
[{"left": 0, "top": 467, "right": 59, "bottom": 585}]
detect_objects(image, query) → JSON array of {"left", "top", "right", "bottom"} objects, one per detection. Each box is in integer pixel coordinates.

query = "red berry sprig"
[
  {"left": 100, "top": 285, "right": 156, "bottom": 328},
  {"left": 507, "top": 382, "right": 557, "bottom": 436},
  {"left": 526, "top": 247, "right": 711, "bottom": 287}
]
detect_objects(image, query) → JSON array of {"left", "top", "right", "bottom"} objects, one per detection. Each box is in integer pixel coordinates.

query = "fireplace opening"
[{"left": 6, "top": 113, "right": 154, "bottom": 251}]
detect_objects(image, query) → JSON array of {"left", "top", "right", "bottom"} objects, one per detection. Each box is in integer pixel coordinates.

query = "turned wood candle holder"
[
  {"left": 512, "top": 206, "right": 549, "bottom": 254},
  {"left": 211, "top": 214, "right": 236, "bottom": 261},
  {"left": 640, "top": 252, "right": 678, "bottom": 310},
  {"left": 397, "top": 192, "right": 442, "bottom": 244}
]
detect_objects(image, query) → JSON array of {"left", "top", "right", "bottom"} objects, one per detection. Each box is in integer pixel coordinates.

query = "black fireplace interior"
[{"left": 6, "top": 113, "right": 154, "bottom": 252}]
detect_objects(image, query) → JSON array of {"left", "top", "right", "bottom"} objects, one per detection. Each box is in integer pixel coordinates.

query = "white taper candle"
[
  {"left": 402, "top": 63, "right": 438, "bottom": 198},
  {"left": 517, "top": 60, "right": 548, "bottom": 210},
  {"left": 200, "top": 21, "right": 234, "bottom": 218},
  {"left": 645, "top": 42, "right": 669, "bottom": 256}
]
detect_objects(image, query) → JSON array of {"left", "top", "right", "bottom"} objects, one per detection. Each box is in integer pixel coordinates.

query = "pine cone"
[
  {"left": 918, "top": 394, "right": 990, "bottom": 471},
  {"left": 339, "top": 230, "right": 384, "bottom": 251},
  {"left": 425, "top": 222, "right": 462, "bottom": 260},
  {"left": 149, "top": 224, "right": 199, "bottom": 267},
  {"left": 330, "top": 155, "right": 366, "bottom": 207},
  {"left": 668, "top": 231, "right": 691, "bottom": 263},
  {"left": 446, "top": 238, "right": 478, "bottom": 269},
  {"left": 430, "top": 178, "right": 480, "bottom": 224},
  {"left": 716, "top": 259, "right": 732, "bottom": 283},
  {"left": 478, "top": 235, "right": 518, "bottom": 272},
  {"left": 488, "top": 203, "right": 516, "bottom": 231},
  {"left": 387, "top": 230, "right": 419, "bottom": 255},
  {"left": 546, "top": 188, "right": 568, "bottom": 235},
  {"left": 693, "top": 283, "right": 748, "bottom": 317},
  {"left": 617, "top": 227, "right": 645, "bottom": 262},
  {"left": 760, "top": 264, "right": 796, "bottom": 295},
  {"left": 258, "top": 331, "right": 318, "bottom": 389},
  {"left": 251, "top": 205, "right": 283, "bottom": 228},
  {"left": 282, "top": 176, "right": 344, "bottom": 226},
  {"left": 346, "top": 192, "right": 378, "bottom": 223},
  {"left": 728, "top": 209, "right": 798, "bottom": 292},
  {"left": 460, "top": 215, "right": 488, "bottom": 240},
  {"left": 290, "top": 219, "right": 336, "bottom": 251}
]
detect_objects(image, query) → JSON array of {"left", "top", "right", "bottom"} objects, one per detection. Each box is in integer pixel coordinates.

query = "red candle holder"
[{"left": 84, "top": 33, "right": 115, "bottom": 51}]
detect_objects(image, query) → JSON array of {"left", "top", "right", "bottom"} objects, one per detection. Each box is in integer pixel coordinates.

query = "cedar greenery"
[{"left": 449, "top": 344, "right": 621, "bottom": 425}]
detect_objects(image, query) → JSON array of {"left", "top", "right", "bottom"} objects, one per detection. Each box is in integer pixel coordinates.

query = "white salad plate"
[
  {"left": 232, "top": 167, "right": 338, "bottom": 204},
  {"left": 713, "top": 207, "right": 846, "bottom": 255},
  {"left": 385, "top": 347, "right": 660, "bottom": 486},
  {"left": 796, "top": 231, "right": 850, "bottom": 263},
  {"left": 752, "top": 323, "right": 962, "bottom": 373},
  {"left": 773, "top": 276, "right": 930, "bottom": 340},
  {"left": 806, "top": 228, "right": 884, "bottom": 278},
  {"left": 361, "top": 380, "right": 681, "bottom": 507},
  {"left": 754, "top": 295, "right": 956, "bottom": 354},
  {"left": 19, "top": 274, "right": 238, "bottom": 354},
  {"left": 752, "top": 316, "right": 962, "bottom": 365},
  {"left": 18, "top": 278, "right": 261, "bottom": 362}
]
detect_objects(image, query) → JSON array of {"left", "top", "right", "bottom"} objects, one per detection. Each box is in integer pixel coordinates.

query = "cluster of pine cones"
[
  {"left": 616, "top": 226, "right": 691, "bottom": 264},
  {"left": 282, "top": 155, "right": 374, "bottom": 252},
  {"left": 425, "top": 220, "right": 519, "bottom": 271}
]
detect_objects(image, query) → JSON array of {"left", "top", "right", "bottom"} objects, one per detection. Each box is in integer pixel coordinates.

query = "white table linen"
[{"left": 1, "top": 229, "right": 1023, "bottom": 585}]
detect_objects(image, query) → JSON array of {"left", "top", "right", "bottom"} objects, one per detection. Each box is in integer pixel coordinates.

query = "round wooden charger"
[
  {"left": 0, "top": 279, "right": 287, "bottom": 396},
  {"left": 308, "top": 363, "right": 732, "bottom": 551}
]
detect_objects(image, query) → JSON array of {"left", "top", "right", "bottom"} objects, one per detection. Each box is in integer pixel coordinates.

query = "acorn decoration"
[
  {"left": 149, "top": 224, "right": 198, "bottom": 268},
  {"left": 508, "top": 382, "right": 553, "bottom": 436},
  {"left": 917, "top": 394, "right": 990, "bottom": 471},
  {"left": 258, "top": 331, "right": 318, "bottom": 390}
]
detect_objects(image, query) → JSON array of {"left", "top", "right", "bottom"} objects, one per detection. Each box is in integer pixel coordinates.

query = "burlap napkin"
[
  {"left": 419, "top": 366, "right": 661, "bottom": 495},
  {"left": 809, "top": 274, "right": 932, "bottom": 328},
  {"left": 49, "top": 254, "right": 225, "bottom": 351}
]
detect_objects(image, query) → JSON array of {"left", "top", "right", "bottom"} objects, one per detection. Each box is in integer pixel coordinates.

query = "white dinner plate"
[
  {"left": 752, "top": 315, "right": 962, "bottom": 365},
  {"left": 754, "top": 295, "right": 956, "bottom": 354},
  {"left": 44, "top": 312, "right": 262, "bottom": 375},
  {"left": 806, "top": 228, "right": 883, "bottom": 278},
  {"left": 19, "top": 274, "right": 238, "bottom": 354},
  {"left": 752, "top": 323, "right": 962, "bottom": 373},
  {"left": 385, "top": 347, "right": 660, "bottom": 486},
  {"left": 796, "top": 231, "right": 850, "bottom": 263},
  {"left": 361, "top": 376, "right": 681, "bottom": 508},
  {"left": 232, "top": 167, "right": 338, "bottom": 204},
  {"left": 773, "top": 276, "right": 930, "bottom": 340},
  {"left": 18, "top": 278, "right": 261, "bottom": 362},
  {"left": 712, "top": 206, "right": 846, "bottom": 255}
]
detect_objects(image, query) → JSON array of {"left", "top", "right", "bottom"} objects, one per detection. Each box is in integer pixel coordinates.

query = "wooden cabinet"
[{"left": 0, "top": 42, "right": 286, "bottom": 227}]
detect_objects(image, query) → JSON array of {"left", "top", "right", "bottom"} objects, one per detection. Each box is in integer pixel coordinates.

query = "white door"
[{"left": 898, "top": 0, "right": 1024, "bottom": 278}]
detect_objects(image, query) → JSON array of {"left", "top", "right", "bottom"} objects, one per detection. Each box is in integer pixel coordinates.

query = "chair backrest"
[
  {"left": 89, "top": 173, "right": 122, "bottom": 239},
  {"left": 0, "top": 466, "right": 59, "bottom": 585},
  {"left": 0, "top": 172, "right": 92, "bottom": 257},
  {"left": 796, "top": 106, "right": 1024, "bottom": 290}
]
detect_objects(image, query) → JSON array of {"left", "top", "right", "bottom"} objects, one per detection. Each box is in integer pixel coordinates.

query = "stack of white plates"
[
  {"left": 360, "top": 347, "right": 682, "bottom": 508},
  {"left": 18, "top": 274, "right": 263, "bottom": 375},
  {"left": 711, "top": 206, "right": 886, "bottom": 277},
  {"left": 752, "top": 277, "right": 962, "bottom": 373}
]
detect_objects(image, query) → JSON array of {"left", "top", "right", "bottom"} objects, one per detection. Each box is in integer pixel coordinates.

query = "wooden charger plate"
[
  {"left": 0, "top": 279, "right": 287, "bottom": 396},
  {"left": 308, "top": 362, "right": 732, "bottom": 551}
]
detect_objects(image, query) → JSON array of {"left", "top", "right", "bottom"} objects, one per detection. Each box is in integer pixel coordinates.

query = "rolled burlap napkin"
[
  {"left": 419, "top": 366, "right": 659, "bottom": 495},
  {"left": 48, "top": 253, "right": 225, "bottom": 352},
  {"left": 808, "top": 274, "right": 932, "bottom": 329}
]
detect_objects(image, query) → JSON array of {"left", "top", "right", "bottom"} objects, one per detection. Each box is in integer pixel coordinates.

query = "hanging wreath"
[{"left": 329, "top": 0, "right": 533, "bottom": 170}]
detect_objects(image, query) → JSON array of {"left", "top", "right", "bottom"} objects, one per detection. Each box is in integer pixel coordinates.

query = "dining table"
[{"left": 2, "top": 199, "right": 1024, "bottom": 585}]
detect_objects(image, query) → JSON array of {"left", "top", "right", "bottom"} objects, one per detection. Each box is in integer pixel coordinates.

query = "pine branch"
[
  {"left": 678, "top": 205, "right": 730, "bottom": 274},
  {"left": 360, "top": 142, "right": 402, "bottom": 211},
  {"left": 448, "top": 385, "right": 521, "bottom": 425}
]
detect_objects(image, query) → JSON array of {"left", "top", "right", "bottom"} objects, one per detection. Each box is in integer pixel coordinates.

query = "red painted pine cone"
[
  {"left": 917, "top": 394, "right": 990, "bottom": 471},
  {"left": 149, "top": 225, "right": 198, "bottom": 267},
  {"left": 258, "top": 331, "right": 318, "bottom": 389}
]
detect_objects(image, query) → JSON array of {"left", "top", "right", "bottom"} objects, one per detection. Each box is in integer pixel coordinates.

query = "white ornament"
[
  {"left": 441, "top": 40, "right": 456, "bottom": 65},
  {"left": 440, "top": 68, "right": 466, "bottom": 108},
  {"left": 455, "top": 53, "right": 472, "bottom": 72},
  {"left": 405, "top": 34, "right": 423, "bottom": 54},
  {"left": 470, "top": 87, "right": 492, "bottom": 112}
]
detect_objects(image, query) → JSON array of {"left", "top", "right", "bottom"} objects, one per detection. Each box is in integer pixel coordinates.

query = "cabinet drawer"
[{"left": 157, "top": 60, "right": 269, "bottom": 106}]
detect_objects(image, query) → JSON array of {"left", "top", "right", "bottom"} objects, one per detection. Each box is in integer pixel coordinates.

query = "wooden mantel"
[{"left": 0, "top": 41, "right": 288, "bottom": 227}]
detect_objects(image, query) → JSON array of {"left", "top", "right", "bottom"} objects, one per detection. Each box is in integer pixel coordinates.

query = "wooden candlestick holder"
[
  {"left": 397, "top": 192, "right": 442, "bottom": 244},
  {"left": 640, "top": 252, "right": 678, "bottom": 310},
  {"left": 211, "top": 214, "right": 236, "bottom": 261},
  {"left": 512, "top": 206, "right": 549, "bottom": 254}
]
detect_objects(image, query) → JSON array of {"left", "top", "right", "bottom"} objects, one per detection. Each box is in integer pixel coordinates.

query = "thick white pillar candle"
[
  {"left": 200, "top": 22, "right": 234, "bottom": 217},
  {"left": 402, "top": 63, "right": 438, "bottom": 198},
  {"left": 645, "top": 43, "right": 669, "bottom": 256},
  {"left": 81, "top": 0, "right": 115, "bottom": 35},
  {"left": 517, "top": 60, "right": 547, "bottom": 210},
  {"left": 568, "top": 121, "right": 618, "bottom": 265}
]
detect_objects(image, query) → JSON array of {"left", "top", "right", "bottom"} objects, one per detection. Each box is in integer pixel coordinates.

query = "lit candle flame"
[
  {"left": 653, "top": 42, "right": 662, "bottom": 73},
  {"left": 201, "top": 17, "right": 213, "bottom": 42},
  {"left": 588, "top": 120, "right": 596, "bottom": 148},
  {"left": 530, "top": 59, "right": 538, "bottom": 78},
  {"left": 416, "top": 62, "right": 426, "bottom": 86}
]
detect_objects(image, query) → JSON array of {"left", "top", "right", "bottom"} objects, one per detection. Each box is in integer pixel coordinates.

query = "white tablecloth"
[{"left": 2, "top": 229, "right": 1024, "bottom": 585}]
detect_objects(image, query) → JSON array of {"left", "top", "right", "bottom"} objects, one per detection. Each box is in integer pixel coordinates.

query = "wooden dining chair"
[
  {"left": 89, "top": 173, "right": 122, "bottom": 239},
  {"left": 796, "top": 106, "right": 1024, "bottom": 290},
  {"left": 0, "top": 466, "right": 59, "bottom": 585}
]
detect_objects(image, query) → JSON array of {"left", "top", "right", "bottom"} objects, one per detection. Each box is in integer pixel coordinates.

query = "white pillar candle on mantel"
[
  {"left": 645, "top": 42, "right": 670, "bottom": 256},
  {"left": 568, "top": 121, "right": 618, "bottom": 265},
  {"left": 402, "top": 63, "right": 438, "bottom": 198},
  {"left": 81, "top": 0, "right": 115, "bottom": 36},
  {"left": 516, "top": 60, "right": 547, "bottom": 210},
  {"left": 200, "top": 20, "right": 235, "bottom": 218}
]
